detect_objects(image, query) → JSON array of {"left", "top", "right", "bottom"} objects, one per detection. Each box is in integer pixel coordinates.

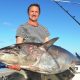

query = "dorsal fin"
[
  {"left": 76, "top": 53, "right": 80, "bottom": 59},
  {"left": 43, "top": 37, "right": 59, "bottom": 49}
]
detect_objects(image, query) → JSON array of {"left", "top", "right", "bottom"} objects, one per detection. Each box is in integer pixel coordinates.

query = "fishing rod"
[
  {"left": 51, "top": 0, "right": 80, "bottom": 26},
  {"left": 54, "top": 0, "right": 80, "bottom": 6}
]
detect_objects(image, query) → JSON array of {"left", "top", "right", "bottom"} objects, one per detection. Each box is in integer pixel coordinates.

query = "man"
[{"left": 16, "top": 3, "right": 50, "bottom": 80}]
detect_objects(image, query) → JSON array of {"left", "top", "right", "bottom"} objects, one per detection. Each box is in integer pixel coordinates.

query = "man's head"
[
  {"left": 28, "top": 4, "right": 40, "bottom": 14},
  {"left": 27, "top": 4, "right": 41, "bottom": 21}
]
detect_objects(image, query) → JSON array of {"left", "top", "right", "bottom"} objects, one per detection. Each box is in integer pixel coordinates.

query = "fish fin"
[
  {"left": 0, "top": 37, "right": 59, "bottom": 50},
  {"left": 75, "top": 52, "right": 80, "bottom": 59},
  {"left": 43, "top": 37, "right": 59, "bottom": 49},
  {"left": 56, "top": 68, "right": 74, "bottom": 80}
]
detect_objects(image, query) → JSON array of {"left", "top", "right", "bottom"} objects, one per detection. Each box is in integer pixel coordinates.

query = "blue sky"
[{"left": 0, "top": 0, "right": 80, "bottom": 55}]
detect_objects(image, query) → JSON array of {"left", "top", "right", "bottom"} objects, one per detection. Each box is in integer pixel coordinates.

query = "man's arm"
[
  {"left": 16, "top": 37, "right": 23, "bottom": 44},
  {"left": 44, "top": 37, "right": 49, "bottom": 42}
]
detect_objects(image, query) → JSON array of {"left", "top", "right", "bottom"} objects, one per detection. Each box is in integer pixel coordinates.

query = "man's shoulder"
[
  {"left": 17, "top": 23, "right": 29, "bottom": 30},
  {"left": 19, "top": 23, "right": 28, "bottom": 28},
  {"left": 39, "top": 24, "right": 48, "bottom": 31}
]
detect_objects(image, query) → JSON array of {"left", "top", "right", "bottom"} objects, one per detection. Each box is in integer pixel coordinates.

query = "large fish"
[{"left": 0, "top": 37, "right": 80, "bottom": 79}]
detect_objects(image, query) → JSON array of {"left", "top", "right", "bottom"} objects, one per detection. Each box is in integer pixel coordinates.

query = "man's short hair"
[{"left": 27, "top": 3, "right": 40, "bottom": 14}]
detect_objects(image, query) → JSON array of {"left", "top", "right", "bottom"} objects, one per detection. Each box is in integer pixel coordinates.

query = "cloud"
[
  {"left": 54, "top": 0, "right": 70, "bottom": 2},
  {"left": 3, "top": 22, "right": 12, "bottom": 26}
]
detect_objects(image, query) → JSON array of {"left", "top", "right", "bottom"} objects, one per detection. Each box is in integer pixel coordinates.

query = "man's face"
[{"left": 28, "top": 6, "right": 40, "bottom": 21}]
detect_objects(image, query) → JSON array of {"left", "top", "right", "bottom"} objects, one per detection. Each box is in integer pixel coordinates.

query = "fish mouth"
[{"left": 0, "top": 53, "right": 19, "bottom": 64}]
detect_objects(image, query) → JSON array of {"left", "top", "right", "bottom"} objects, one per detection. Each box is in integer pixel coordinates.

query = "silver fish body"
[{"left": 0, "top": 37, "right": 79, "bottom": 75}]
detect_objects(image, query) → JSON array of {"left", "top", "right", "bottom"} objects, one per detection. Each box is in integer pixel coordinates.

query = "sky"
[{"left": 0, "top": 0, "right": 80, "bottom": 55}]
